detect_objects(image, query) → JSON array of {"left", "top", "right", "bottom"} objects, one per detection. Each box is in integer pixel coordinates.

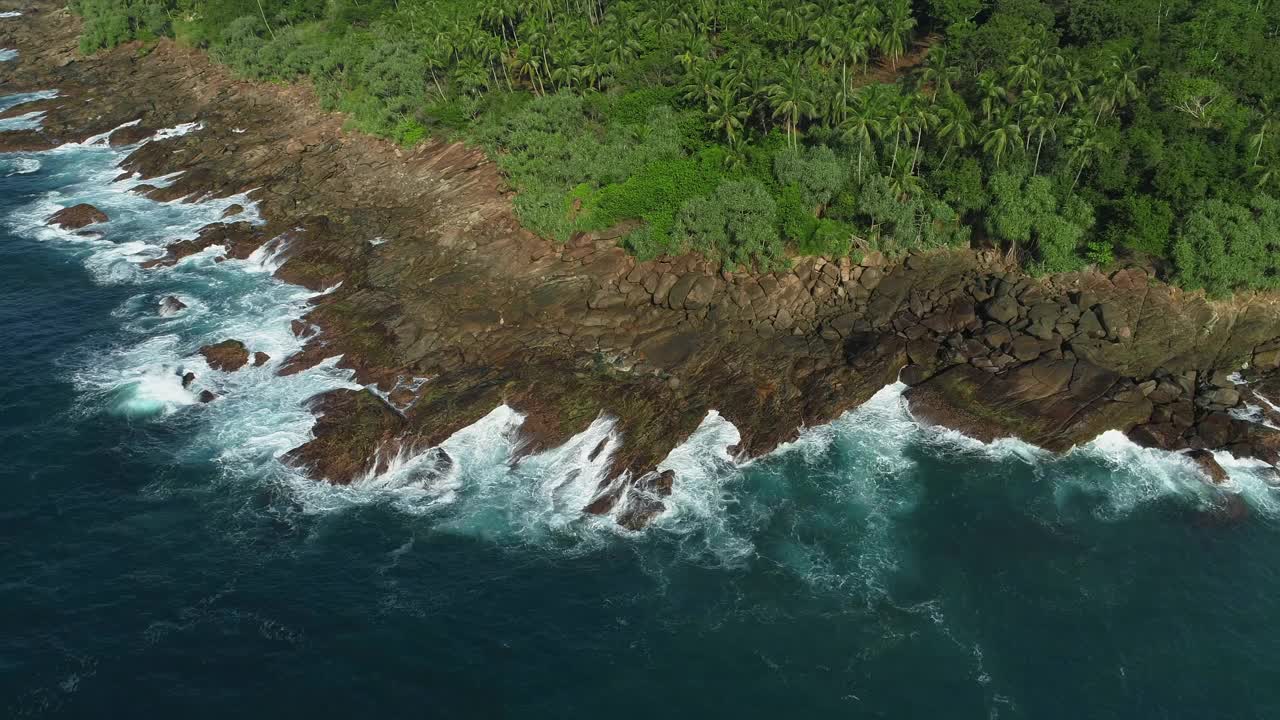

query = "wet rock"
[
  {"left": 906, "top": 358, "right": 1152, "bottom": 451},
  {"left": 198, "top": 390, "right": 218, "bottom": 403},
  {"left": 199, "top": 339, "right": 250, "bottom": 372},
  {"left": 616, "top": 469, "right": 676, "bottom": 531},
  {"left": 158, "top": 295, "right": 187, "bottom": 316},
  {"left": 283, "top": 389, "right": 408, "bottom": 483},
  {"left": 253, "top": 351, "right": 271, "bottom": 366},
  {"left": 46, "top": 203, "right": 108, "bottom": 230},
  {"left": 180, "top": 371, "right": 196, "bottom": 389},
  {"left": 1129, "top": 423, "right": 1183, "bottom": 450},
  {"left": 220, "top": 203, "right": 245, "bottom": 219},
  {"left": 108, "top": 124, "right": 154, "bottom": 146},
  {"left": 1186, "top": 449, "right": 1229, "bottom": 486}
]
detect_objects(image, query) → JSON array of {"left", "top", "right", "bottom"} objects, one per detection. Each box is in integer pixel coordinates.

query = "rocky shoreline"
[{"left": 5, "top": 2, "right": 1280, "bottom": 527}]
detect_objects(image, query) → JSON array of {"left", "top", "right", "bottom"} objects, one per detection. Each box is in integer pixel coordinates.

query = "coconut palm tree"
[
  {"left": 982, "top": 110, "right": 1022, "bottom": 169},
  {"left": 977, "top": 71, "right": 1006, "bottom": 124},
  {"left": 1248, "top": 100, "right": 1275, "bottom": 167},
  {"left": 767, "top": 60, "right": 814, "bottom": 148},
  {"left": 707, "top": 80, "right": 750, "bottom": 146},
  {"left": 936, "top": 95, "right": 975, "bottom": 166},
  {"left": 882, "top": 0, "right": 916, "bottom": 71}
]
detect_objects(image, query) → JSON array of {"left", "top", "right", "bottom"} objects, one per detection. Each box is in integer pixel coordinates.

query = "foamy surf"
[
  {"left": 5, "top": 105, "right": 1278, "bottom": 591},
  {"left": 0, "top": 89, "right": 58, "bottom": 113},
  {"left": 0, "top": 48, "right": 16, "bottom": 61},
  {"left": 0, "top": 110, "right": 44, "bottom": 131}
]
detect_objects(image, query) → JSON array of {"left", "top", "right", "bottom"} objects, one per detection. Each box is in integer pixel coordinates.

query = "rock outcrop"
[
  {"left": 46, "top": 203, "right": 107, "bottom": 230},
  {"left": 199, "top": 339, "right": 250, "bottom": 372}
]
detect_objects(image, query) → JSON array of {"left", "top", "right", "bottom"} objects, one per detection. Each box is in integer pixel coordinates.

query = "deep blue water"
[{"left": 4, "top": 89, "right": 1280, "bottom": 719}]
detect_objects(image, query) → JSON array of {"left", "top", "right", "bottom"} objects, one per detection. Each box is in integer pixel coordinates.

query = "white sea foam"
[
  {"left": 0, "top": 48, "right": 16, "bottom": 62},
  {"left": 0, "top": 11, "right": 21, "bottom": 17},
  {"left": 12, "top": 104, "right": 1280, "bottom": 593},
  {"left": 0, "top": 110, "right": 44, "bottom": 131},
  {"left": 0, "top": 89, "right": 57, "bottom": 113},
  {"left": 2, "top": 156, "right": 39, "bottom": 175}
]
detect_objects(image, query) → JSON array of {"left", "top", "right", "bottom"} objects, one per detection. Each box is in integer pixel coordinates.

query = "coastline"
[{"left": 5, "top": 3, "right": 1280, "bottom": 527}]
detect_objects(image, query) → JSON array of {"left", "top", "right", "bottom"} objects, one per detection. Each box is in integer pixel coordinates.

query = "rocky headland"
[{"left": 5, "top": 1, "right": 1280, "bottom": 527}]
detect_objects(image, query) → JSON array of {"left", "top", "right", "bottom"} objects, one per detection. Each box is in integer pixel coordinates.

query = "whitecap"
[
  {"left": 0, "top": 110, "right": 44, "bottom": 131},
  {"left": 2, "top": 156, "right": 39, "bottom": 175},
  {"left": 0, "top": 48, "right": 16, "bottom": 62},
  {"left": 0, "top": 89, "right": 57, "bottom": 113},
  {"left": 0, "top": 11, "right": 21, "bottom": 17}
]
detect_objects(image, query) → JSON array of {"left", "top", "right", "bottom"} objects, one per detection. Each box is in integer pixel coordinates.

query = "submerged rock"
[
  {"left": 158, "top": 295, "right": 187, "bottom": 316},
  {"left": 199, "top": 339, "right": 250, "bottom": 372},
  {"left": 198, "top": 390, "right": 218, "bottom": 403},
  {"left": 46, "top": 203, "right": 107, "bottom": 230}
]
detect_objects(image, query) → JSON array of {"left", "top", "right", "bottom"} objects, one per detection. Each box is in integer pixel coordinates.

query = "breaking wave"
[{"left": 5, "top": 109, "right": 1277, "bottom": 600}]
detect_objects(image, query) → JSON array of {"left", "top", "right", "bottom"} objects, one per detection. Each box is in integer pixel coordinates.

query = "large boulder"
[
  {"left": 199, "top": 339, "right": 251, "bottom": 372},
  {"left": 46, "top": 203, "right": 108, "bottom": 230}
]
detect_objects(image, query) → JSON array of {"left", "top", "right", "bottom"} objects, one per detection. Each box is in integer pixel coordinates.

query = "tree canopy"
[{"left": 74, "top": 0, "right": 1280, "bottom": 293}]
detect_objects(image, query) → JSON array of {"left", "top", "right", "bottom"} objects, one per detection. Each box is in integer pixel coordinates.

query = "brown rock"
[
  {"left": 1010, "top": 335, "right": 1042, "bottom": 362},
  {"left": 1186, "top": 449, "right": 1229, "bottom": 486},
  {"left": 47, "top": 203, "right": 108, "bottom": 230},
  {"left": 199, "top": 340, "right": 251, "bottom": 372},
  {"left": 982, "top": 295, "right": 1019, "bottom": 324},
  {"left": 108, "top": 124, "right": 155, "bottom": 146},
  {"left": 253, "top": 351, "right": 271, "bottom": 366}
]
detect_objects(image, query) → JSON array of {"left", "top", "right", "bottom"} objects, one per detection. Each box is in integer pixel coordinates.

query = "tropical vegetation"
[{"left": 72, "top": 0, "right": 1280, "bottom": 294}]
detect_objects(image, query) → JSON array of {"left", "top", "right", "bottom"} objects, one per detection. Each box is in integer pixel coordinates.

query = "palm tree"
[
  {"left": 708, "top": 80, "right": 750, "bottom": 146},
  {"left": 1094, "top": 50, "right": 1149, "bottom": 124},
  {"left": 907, "top": 95, "right": 938, "bottom": 175},
  {"left": 884, "top": 92, "right": 915, "bottom": 174},
  {"left": 1065, "top": 118, "right": 1104, "bottom": 191},
  {"left": 977, "top": 71, "right": 1006, "bottom": 124},
  {"left": 918, "top": 45, "right": 956, "bottom": 101},
  {"left": 839, "top": 97, "right": 880, "bottom": 182},
  {"left": 679, "top": 59, "right": 719, "bottom": 111},
  {"left": 1053, "top": 59, "right": 1087, "bottom": 117},
  {"left": 882, "top": 0, "right": 916, "bottom": 71},
  {"left": 936, "top": 96, "right": 975, "bottom": 166},
  {"left": 1249, "top": 100, "right": 1276, "bottom": 167},
  {"left": 767, "top": 60, "right": 814, "bottom": 148},
  {"left": 1026, "top": 111, "right": 1058, "bottom": 174},
  {"left": 982, "top": 110, "right": 1022, "bottom": 169},
  {"left": 512, "top": 46, "right": 544, "bottom": 94}
]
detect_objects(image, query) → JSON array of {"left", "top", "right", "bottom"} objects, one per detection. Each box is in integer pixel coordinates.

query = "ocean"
[{"left": 4, "top": 84, "right": 1280, "bottom": 719}]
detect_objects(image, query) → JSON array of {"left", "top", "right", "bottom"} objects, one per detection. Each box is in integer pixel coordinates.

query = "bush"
[
  {"left": 772, "top": 145, "right": 848, "bottom": 209},
  {"left": 1173, "top": 194, "right": 1280, "bottom": 296},
  {"left": 673, "top": 179, "right": 783, "bottom": 270}
]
